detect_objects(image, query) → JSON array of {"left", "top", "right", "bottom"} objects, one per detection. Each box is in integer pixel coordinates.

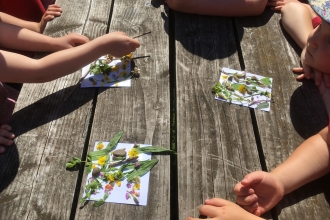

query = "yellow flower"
[
  {"left": 96, "top": 142, "right": 104, "bottom": 150},
  {"left": 125, "top": 53, "right": 133, "bottom": 60},
  {"left": 108, "top": 174, "right": 115, "bottom": 182},
  {"left": 116, "top": 181, "right": 121, "bottom": 187},
  {"left": 221, "top": 75, "right": 228, "bottom": 79},
  {"left": 238, "top": 85, "right": 246, "bottom": 95},
  {"left": 133, "top": 183, "right": 140, "bottom": 190},
  {"left": 92, "top": 164, "right": 96, "bottom": 169},
  {"left": 97, "top": 156, "right": 107, "bottom": 165},
  {"left": 128, "top": 148, "right": 139, "bottom": 159}
]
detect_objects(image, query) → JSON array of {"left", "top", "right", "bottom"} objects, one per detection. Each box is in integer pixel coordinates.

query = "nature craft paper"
[
  {"left": 213, "top": 67, "right": 273, "bottom": 112},
  {"left": 81, "top": 56, "right": 131, "bottom": 88},
  {"left": 83, "top": 143, "right": 151, "bottom": 206}
]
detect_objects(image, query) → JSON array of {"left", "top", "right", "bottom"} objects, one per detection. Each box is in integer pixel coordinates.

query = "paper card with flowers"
[
  {"left": 66, "top": 131, "right": 175, "bottom": 207},
  {"left": 80, "top": 53, "right": 140, "bottom": 88},
  {"left": 82, "top": 142, "right": 152, "bottom": 206},
  {"left": 212, "top": 67, "right": 273, "bottom": 112}
]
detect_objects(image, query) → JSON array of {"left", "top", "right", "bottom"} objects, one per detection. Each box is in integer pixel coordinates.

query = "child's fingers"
[
  {"left": 204, "top": 198, "right": 234, "bottom": 207},
  {"left": 292, "top": 67, "right": 304, "bottom": 73},
  {"left": 296, "top": 74, "right": 305, "bottom": 81},
  {"left": 1, "top": 124, "right": 12, "bottom": 131},
  {"left": 129, "top": 39, "right": 141, "bottom": 49},
  {"left": 314, "top": 71, "right": 323, "bottom": 86},
  {"left": 240, "top": 202, "right": 259, "bottom": 214},
  {"left": 235, "top": 194, "right": 258, "bottom": 206},
  {"left": 43, "top": 15, "right": 55, "bottom": 22},
  {"left": 199, "top": 204, "right": 223, "bottom": 218},
  {"left": 234, "top": 182, "right": 255, "bottom": 197},
  {"left": 0, "top": 136, "right": 14, "bottom": 146},
  {"left": 0, "top": 146, "right": 5, "bottom": 153}
]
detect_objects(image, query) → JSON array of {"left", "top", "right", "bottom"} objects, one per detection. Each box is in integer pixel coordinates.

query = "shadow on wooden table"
[
  {"left": 0, "top": 85, "right": 99, "bottom": 193},
  {"left": 0, "top": 143, "right": 19, "bottom": 194},
  {"left": 290, "top": 80, "right": 328, "bottom": 139},
  {"left": 10, "top": 85, "right": 99, "bottom": 137},
  {"left": 276, "top": 173, "right": 330, "bottom": 217}
]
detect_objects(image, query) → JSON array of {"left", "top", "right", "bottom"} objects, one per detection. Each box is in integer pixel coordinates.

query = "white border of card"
[
  {"left": 215, "top": 67, "right": 273, "bottom": 112},
  {"left": 83, "top": 143, "right": 151, "bottom": 206},
  {"left": 81, "top": 56, "right": 131, "bottom": 88}
]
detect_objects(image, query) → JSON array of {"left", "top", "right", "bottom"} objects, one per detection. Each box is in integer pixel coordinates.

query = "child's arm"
[
  {"left": 0, "top": 4, "right": 62, "bottom": 33},
  {"left": 0, "top": 31, "right": 140, "bottom": 83},
  {"left": 187, "top": 198, "right": 264, "bottom": 220},
  {"left": 235, "top": 126, "right": 330, "bottom": 216},
  {"left": 0, "top": 22, "right": 87, "bottom": 52}
]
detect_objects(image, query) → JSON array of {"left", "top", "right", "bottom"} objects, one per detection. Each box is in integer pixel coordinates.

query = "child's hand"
[
  {"left": 0, "top": 124, "right": 15, "bottom": 153},
  {"left": 267, "top": 0, "right": 300, "bottom": 11},
  {"left": 100, "top": 32, "right": 140, "bottom": 57},
  {"left": 54, "top": 33, "right": 90, "bottom": 50},
  {"left": 234, "top": 171, "right": 284, "bottom": 216},
  {"left": 187, "top": 198, "right": 263, "bottom": 220},
  {"left": 39, "top": 4, "right": 63, "bottom": 33}
]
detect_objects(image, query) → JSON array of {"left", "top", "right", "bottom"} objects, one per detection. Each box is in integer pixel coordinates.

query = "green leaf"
[
  {"left": 93, "top": 199, "right": 105, "bottom": 207},
  {"left": 87, "top": 131, "right": 124, "bottom": 161},
  {"left": 136, "top": 146, "right": 176, "bottom": 154},
  {"left": 66, "top": 162, "right": 75, "bottom": 168},
  {"left": 85, "top": 164, "right": 92, "bottom": 174},
  {"left": 127, "top": 159, "right": 159, "bottom": 182},
  {"left": 260, "top": 77, "right": 272, "bottom": 86},
  {"left": 256, "top": 102, "right": 269, "bottom": 109},
  {"left": 231, "top": 83, "right": 244, "bottom": 90}
]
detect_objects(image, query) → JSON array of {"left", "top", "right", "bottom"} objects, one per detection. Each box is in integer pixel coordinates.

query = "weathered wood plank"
[
  {"left": 74, "top": 0, "right": 171, "bottom": 219},
  {"left": 0, "top": 0, "right": 100, "bottom": 219},
  {"left": 236, "top": 9, "right": 330, "bottom": 219},
  {"left": 174, "top": 13, "right": 263, "bottom": 219}
]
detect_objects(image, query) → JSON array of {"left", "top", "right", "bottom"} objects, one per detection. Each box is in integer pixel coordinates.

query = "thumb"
[{"left": 241, "top": 171, "right": 266, "bottom": 187}]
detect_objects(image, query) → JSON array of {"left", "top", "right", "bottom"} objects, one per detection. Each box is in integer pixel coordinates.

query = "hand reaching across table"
[
  {"left": 39, "top": 4, "right": 62, "bottom": 33},
  {"left": 187, "top": 198, "right": 263, "bottom": 220}
]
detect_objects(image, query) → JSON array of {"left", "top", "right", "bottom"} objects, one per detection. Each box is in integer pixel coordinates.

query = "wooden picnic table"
[{"left": 1, "top": 0, "right": 330, "bottom": 219}]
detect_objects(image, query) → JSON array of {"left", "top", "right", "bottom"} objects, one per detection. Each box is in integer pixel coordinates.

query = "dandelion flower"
[
  {"left": 238, "top": 85, "right": 247, "bottom": 95},
  {"left": 116, "top": 181, "right": 121, "bottom": 187},
  {"left": 128, "top": 148, "right": 139, "bottom": 159},
  {"left": 97, "top": 156, "right": 107, "bottom": 165},
  {"left": 96, "top": 142, "right": 104, "bottom": 150}
]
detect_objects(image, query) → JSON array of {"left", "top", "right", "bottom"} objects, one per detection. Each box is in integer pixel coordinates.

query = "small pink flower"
[
  {"left": 135, "top": 162, "right": 140, "bottom": 168},
  {"left": 125, "top": 193, "right": 130, "bottom": 200}
]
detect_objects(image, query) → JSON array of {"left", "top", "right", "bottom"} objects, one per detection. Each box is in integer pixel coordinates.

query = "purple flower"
[
  {"left": 135, "top": 162, "right": 140, "bottom": 168},
  {"left": 125, "top": 193, "right": 130, "bottom": 200},
  {"left": 126, "top": 183, "right": 132, "bottom": 188},
  {"left": 100, "top": 172, "right": 104, "bottom": 177}
]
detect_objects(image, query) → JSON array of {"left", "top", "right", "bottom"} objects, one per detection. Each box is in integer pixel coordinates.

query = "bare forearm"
[
  {"left": 0, "top": 12, "right": 39, "bottom": 32},
  {"left": 0, "top": 22, "right": 56, "bottom": 52},
  {"left": 271, "top": 127, "right": 330, "bottom": 194},
  {"left": 0, "top": 38, "right": 104, "bottom": 83}
]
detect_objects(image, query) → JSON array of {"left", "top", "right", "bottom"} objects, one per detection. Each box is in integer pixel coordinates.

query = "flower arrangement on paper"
[
  {"left": 81, "top": 53, "right": 140, "bottom": 88},
  {"left": 212, "top": 67, "right": 273, "bottom": 111},
  {"left": 66, "top": 131, "right": 176, "bottom": 207}
]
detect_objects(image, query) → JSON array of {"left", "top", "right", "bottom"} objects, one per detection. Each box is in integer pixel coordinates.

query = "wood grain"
[
  {"left": 236, "top": 9, "right": 330, "bottom": 219},
  {"left": 74, "top": 0, "right": 171, "bottom": 219},
  {"left": 174, "top": 12, "right": 263, "bottom": 219},
  {"left": 0, "top": 0, "right": 97, "bottom": 219}
]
